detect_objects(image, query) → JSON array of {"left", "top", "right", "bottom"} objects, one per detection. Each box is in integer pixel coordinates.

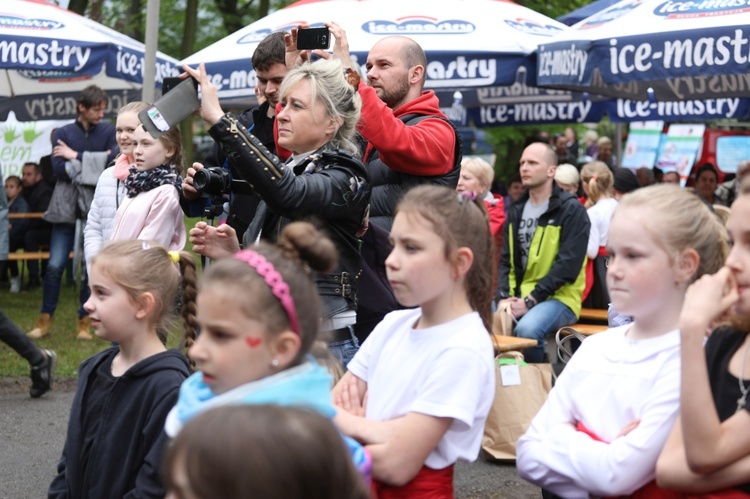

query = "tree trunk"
[
  {"left": 88, "top": 0, "right": 104, "bottom": 22},
  {"left": 117, "top": 0, "right": 144, "bottom": 42},
  {"left": 67, "top": 0, "right": 89, "bottom": 15},
  {"left": 259, "top": 0, "right": 269, "bottom": 18},
  {"left": 180, "top": 0, "right": 199, "bottom": 169},
  {"left": 214, "top": 0, "right": 248, "bottom": 35}
]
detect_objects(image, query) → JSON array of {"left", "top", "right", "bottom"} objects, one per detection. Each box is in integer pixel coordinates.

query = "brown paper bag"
[
  {"left": 492, "top": 301, "right": 515, "bottom": 336},
  {"left": 482, "top": 352, "right": 553, "bottom": 461}
]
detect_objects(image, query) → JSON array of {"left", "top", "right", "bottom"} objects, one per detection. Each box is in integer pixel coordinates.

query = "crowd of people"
[{"left": 0, "top": 21, "right": 750, "bottom": 499}]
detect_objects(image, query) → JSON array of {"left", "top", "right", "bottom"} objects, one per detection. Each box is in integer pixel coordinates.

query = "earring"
[{"left": 271, "top": 359, "right": 280, "bottom": 367}]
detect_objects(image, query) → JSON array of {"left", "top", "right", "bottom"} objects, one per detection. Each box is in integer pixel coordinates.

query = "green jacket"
[{"left": 497, "top": 183, "right": 590, "bottom": 317}]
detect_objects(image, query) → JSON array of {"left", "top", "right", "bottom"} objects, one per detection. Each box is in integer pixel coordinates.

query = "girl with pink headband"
[{"left": 164, "top": 221, "right": 371, "bottom": 482}]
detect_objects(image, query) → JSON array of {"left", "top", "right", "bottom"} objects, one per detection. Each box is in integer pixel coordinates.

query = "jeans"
[
  {"left": 327, "top": 326, "right": 360, "bottom": 368},
  {"left": 40, "top": 223, "right": 89, "bottom": 318},
  {"left": 514, "top": 299, "right": 577, "bottom": 363},
  {"left": 0, "top": 310, "right": 43, "bottom": 366}
]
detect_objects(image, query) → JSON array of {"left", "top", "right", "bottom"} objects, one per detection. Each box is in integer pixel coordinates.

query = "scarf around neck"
[{"left": 124, "top": 164, "right": 182, "bottom": 198}]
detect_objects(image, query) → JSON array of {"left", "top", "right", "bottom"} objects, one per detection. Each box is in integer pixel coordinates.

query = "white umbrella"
[
  {"left": 536, "top": 0, "right": 750, "bottom": 101},
  {"left": 182, "top": 0, "right": 570, "bottom": 108},
  {"left": 0, "top": 0, "right": 180, "bottom": 121}
]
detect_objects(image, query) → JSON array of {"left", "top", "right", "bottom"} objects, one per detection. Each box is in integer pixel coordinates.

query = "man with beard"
[
  {"left": 656, "top": 194, "right": 750, "bottom": 494},
  {"left": 313, "top": 26, "right": 462, "bottom": 357},
  {"left": 496, "top": 142, "right": 589, "bottom": 363},
  {"left": 324, "top": 24, "right": 460, "bottom": 230},
  {"left": 20, "top": 162, "right": 53, "bottom": 290},
  {"left": 182, "top": 31, "right": 288, "bottom": 240}
]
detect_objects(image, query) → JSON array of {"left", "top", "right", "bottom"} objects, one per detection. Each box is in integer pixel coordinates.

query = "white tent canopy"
[
  {"left": 0, "top": 0, "right": 180, "bottom": 121},
  {"left": 183, "top": 0, "right": 571, "bottom": 108}
]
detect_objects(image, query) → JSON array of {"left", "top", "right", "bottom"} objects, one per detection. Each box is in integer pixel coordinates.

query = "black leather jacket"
[{"left": 209, "top": 113, "right": 371, "bottom": 319}]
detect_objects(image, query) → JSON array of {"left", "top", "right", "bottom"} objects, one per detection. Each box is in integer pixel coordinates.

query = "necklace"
[{"left": 736, "top": 338, "right": 750, "bottom": 414}]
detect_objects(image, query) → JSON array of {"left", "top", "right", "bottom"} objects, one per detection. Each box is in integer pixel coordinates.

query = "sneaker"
[
  {"left": 30, "top": 349, "right": 56, "bottom": 398},
  {"left": 9, "top": 276, "right": 20, "bottom": 293}
]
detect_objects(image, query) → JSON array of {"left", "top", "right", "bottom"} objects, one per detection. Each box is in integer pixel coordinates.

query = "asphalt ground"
[{"left": 0, "top": 377, "right": 541, "bottom": 498}]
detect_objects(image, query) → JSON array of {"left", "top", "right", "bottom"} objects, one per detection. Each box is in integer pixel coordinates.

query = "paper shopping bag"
[
  {"left": 492, "top": 301, "right": 515, "bottom": 336},
  {"left": 482, "top": 353, "right": 553, "bottom": 461}
]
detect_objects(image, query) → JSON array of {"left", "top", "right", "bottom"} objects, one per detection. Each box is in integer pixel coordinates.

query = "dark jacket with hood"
[{"left": 49, "top": 348, "right": 190, "bottom": 499}]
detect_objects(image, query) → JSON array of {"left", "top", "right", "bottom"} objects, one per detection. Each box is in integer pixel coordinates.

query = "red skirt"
[{"left": 372, "top": 464, "right": 454, "bottom": 499}]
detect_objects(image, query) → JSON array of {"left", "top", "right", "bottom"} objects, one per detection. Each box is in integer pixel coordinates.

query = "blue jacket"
[{"left": 51, "top": 120, "right": 117, "bottom": 182}]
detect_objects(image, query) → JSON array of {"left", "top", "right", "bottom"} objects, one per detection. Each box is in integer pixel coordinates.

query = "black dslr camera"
[{"left": 193, "top": 167, "right": 231, "bottom": 197}]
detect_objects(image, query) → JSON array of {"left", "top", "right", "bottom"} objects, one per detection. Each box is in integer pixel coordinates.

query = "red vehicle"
[{"left": 692, "top": 128, "right": 750, "bottom": 183}]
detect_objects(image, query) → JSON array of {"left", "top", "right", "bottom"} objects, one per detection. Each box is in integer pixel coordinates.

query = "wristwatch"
[{"left": 524, "top": 296, "right": 537, "bottom": 309}]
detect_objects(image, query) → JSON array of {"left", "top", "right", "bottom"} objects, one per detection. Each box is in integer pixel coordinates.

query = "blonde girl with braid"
[
  {"left": 49, "top": 240, "right": 197, "bottom": 499},
  {"left": 580, "top": 160, "right": 618, "bottom": 308}
]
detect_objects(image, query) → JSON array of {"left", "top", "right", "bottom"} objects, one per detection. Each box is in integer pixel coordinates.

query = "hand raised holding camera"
[{"left": 181, "top": 162, "right": 205, "bottom": 202}]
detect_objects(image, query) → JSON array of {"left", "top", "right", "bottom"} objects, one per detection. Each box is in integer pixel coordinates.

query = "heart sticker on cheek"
[{"left": 245, "top": 337, "right": 262, "bottom": 348}]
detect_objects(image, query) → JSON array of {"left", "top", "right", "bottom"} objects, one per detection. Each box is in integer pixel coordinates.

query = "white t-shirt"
[
  {"left": 516, "top": 325, "right": 681, "bottom": 498},
  {"left": 586, "top": 197, "right": 618, "bottom": 259},
  {"left": 348, "top": 308, "right": 495, "bottom": 469}
]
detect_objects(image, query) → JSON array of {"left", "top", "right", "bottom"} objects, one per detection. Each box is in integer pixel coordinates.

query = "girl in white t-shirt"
[
  {"left": 517, "top": 184, "right": 728, "bottom": 498},
  {"left": 580, "top": 160, "right": 618, "bottom": 309},
  {"left": 333, "top": 185, "right": 496, "bottom": 498}
]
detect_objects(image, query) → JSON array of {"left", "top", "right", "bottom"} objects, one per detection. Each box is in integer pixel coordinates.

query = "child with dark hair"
[
  {"left": 164, "top": 222, "right": 371, "bottom": 480},
  {"left": 163, "top": 404, "right": 370, "bottom": 499},
  {"left": 49, "top": 240, "right": 197, "bottom": 498},
  {"left": 333, "top": 185, "right": 496, "bottom": 497},
  {"left": 2, "top": 174, "right": 28, "bottom": 292}
]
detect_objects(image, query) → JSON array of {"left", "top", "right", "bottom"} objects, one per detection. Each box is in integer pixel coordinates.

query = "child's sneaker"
[
  {"left": 30, "top": 350, "right": 56, "bottom": 398},
  {"left": 9, "top": 276, "right": 20, "bottom": 293}
]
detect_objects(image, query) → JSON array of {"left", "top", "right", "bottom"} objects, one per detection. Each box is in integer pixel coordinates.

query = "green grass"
[{"left": 1, "top": 216, "right": 204, "bottom": 379}]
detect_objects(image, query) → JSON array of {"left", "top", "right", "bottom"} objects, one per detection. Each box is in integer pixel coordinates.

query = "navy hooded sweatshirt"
[{"left": 49, "top": 347, "right": 190, "bottom": 498}]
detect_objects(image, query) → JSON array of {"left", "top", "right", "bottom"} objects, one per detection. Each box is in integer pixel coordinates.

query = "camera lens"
[
  {"left": 193, "top": 169, "right": 210, "bottom": 191},
  {"left": 321, "top": 35, "right": 327, "bottom": 42}
]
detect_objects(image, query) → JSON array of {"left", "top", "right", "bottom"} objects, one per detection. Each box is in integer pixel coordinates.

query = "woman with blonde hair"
[{"left": 457, "top": 156, "right": 505, "bottom": 270}]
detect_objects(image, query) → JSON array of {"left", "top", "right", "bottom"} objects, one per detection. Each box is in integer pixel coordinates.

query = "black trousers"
[{"left": 0, "top": 309, "right": 43, "bottom": 366}]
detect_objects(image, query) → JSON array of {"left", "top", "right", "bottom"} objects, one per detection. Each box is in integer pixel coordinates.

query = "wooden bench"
[
  {"left": 4, "top": 212, "right": 82, "bottom": 283},
  {"left": 578, "top": 307, "right": 608, "bottom": 324},
  {"left": 559, "top": 323, "right": 608, "bottom": 336},
  {"left": 493, "top": 335, "right": 538, "bottom": 353},
  {"left": 7, "top": 251, "right": 74, "bottom": 261},
  {"left": 8, "top": 212, "right": 45, "bottom": 219}
]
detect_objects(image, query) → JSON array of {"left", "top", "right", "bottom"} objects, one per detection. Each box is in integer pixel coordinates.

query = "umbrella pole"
[
  {"left": 615, "top": 122, "right": 623, "bottom": 169},
  {"left": 142, "top": 0, "right": 160, "bottom": 103}
]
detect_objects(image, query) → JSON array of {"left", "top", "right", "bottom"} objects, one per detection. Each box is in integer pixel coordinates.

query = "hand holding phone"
[{"left": 296, "top": 27, "right": 331, "bottom": 50}]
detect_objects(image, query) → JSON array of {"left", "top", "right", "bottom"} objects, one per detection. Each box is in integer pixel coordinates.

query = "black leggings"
[{"left": 0, "top": 309, "right": 43, "bottom": 366}]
